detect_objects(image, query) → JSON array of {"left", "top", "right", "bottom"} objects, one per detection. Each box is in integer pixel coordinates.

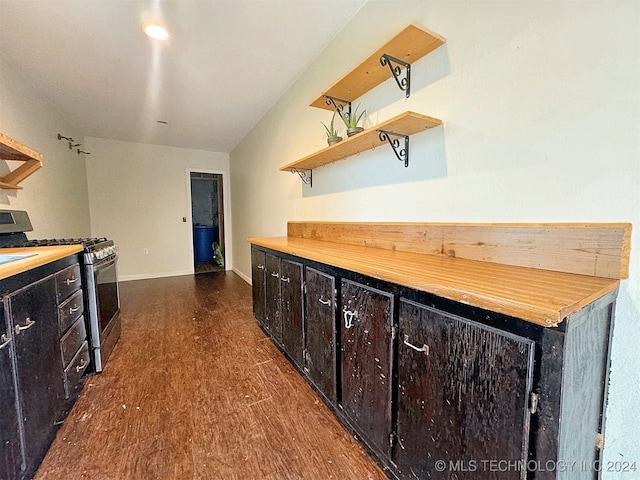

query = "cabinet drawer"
[
  {"left": 58, "top": 289, "right": 84, "bottom": 333},
  {"left": 64, "top": 341, "right": 90, "bottom": 399},
  {"left": 60, "top": 317, "right": 87, "bottom": 367},
  {"left": 56, "top": 264, "right": 82, "bottom": 302}
]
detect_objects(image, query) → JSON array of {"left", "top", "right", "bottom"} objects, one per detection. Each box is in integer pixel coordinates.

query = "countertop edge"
[
  {"left": 247, "top": 236, "right": 620, "bottom": 328},
  {"left": 0, "top": 245, "right": 84, "bottom": 281}
]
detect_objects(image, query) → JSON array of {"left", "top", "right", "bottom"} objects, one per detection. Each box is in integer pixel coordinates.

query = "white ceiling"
[{"left": 0, "top": 0, "right": 367, "bottom": 152}]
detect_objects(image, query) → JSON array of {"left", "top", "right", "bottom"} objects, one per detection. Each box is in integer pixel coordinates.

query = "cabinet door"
[
  {"left": 340, "top": 279, "right": 394, "bottom": 458},
  {"left": 396, "top": 299, "right": 535, "bottom": 480},
  {"left": 0, "top": 303, "right": 21, "bottom": 480},
  {"left": 264, "top": 253, "right": 282, "bottom": 344},
  {"left": 10, "top": 276, "right": 65, "bottom": 476},
  {"left": 280, "top": 259, "right": 304, "bottom": 367},
  {"left": 304, "top": 267, "right": 337, "bottom": 403},
  {"left": 250, "top": 247, "right": 267, "bottom": 326}
]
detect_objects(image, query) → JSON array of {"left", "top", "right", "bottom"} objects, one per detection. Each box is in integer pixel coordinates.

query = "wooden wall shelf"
[
  {"left": 309, "top": 24, "right": 445, "bottom": 110},
  {"left": 280, "top": 111, "right": 441, "bottom": 173},
  {"left": 0, "top": 133, "right": 43, "bottom": 190}
]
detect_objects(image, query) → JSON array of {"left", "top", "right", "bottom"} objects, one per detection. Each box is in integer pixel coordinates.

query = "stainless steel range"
[
  {"left": 0, "top": 210, "right": 121, "bottom": 372},
  {"left": 83, "top": 239, "right": 120, "bottom": 372}
]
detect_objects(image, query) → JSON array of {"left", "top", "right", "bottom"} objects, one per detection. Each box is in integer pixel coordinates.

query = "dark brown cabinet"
[
  {"left": 250, "top": 248, "right": 266, "bottom": 326},
  {"left": 0, "top": 303, "right": 21, "bottom": 480},
  {"left": 265, "top": 253, "right": 282, "bottom": 343},
  {"left": 304, "top": 266, "right": 337, "bottom": 403},
  {"left": 253, "top": 248, "right": 304, "bottom": 365},
  {"left": 0, "top": 255, "right": 86, "bottom": 480},
  {"left": 252, "top": 247, "right": 337, "bottom": 401},
  {"left": 396, "top": 299, "right": 535, "bottom": 479},
  {"left": 9, "top": 275, "right": 65, "bottom": 478},
  {"left": 248, "top": 241, "right": 617, "bottom": 480},
  {"left": 340, "top": 279, "right": 394, "bottom": 458},
  {"left": 280, "top": 259, "right": 303, "bottom": 368}
]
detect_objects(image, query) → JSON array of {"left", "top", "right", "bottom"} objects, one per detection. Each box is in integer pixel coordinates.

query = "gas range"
[
  {"left": 0, "top": 236, "right": 118, "bottom": 265},
  {"left": 16, "top": 237, "right": 107, "bottom": 248},
  {"left": 13, "top": 238, "right": 118, "bottom": 264}
]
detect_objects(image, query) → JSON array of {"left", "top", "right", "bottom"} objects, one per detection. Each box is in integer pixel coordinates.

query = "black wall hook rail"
[
  {"left": 377, "top": 129, "right": 410, "bottom": 167},
  {"left": 380, "top": 54, "right": 411, "bottom": 98},
  {"left": 290, "top": 168, "right": 312, "bottom": 187},
  {"left": 323, "top": 95, "right": 352, "bottom": 122},
  {"left": 58, "top": 133, "right": 90, "bottom": 155}
]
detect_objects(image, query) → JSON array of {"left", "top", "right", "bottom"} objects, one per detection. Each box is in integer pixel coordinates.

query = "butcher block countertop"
[
  {"left": 0, "top": 245, "right": 83, "bottom": 281},
  {"left": 248, "top": 222, "right": 631, "bottom": 328}
]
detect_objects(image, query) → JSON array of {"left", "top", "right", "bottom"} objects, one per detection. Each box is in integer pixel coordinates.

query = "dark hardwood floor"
[{"left": 35, "top": 272, "right": 386, "bottom": 480}]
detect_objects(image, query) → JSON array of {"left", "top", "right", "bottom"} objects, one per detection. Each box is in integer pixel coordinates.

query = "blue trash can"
[{"left": 193, "top": 226, "right": 214, "bottom": 263}]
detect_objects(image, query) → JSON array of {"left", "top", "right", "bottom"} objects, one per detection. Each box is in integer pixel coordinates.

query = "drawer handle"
[
  {"left": 257, "top": 264, "right": 265, "bottom": 270},
  {"left": 270, "top": 272, "right": 279, "bottom": 278},
  {"left": 15, "top": 317, "right": 36, "bottom": 334},
  {"left": 75, "top": 358, "right": 88, "bottom": 373},
  {"left": 69, "top": 305, "right": 81, "bottom": 314},
  {"left": 318, "top": 297, "right": 331, "bottom": 306},
  {"left": 343, "top": 308, "right": 357, "bottom": 329},
  {"left": 0, "top": 334, "right": 11, "bottom": 350},
  {"left": 66, "top": 277, "right": 78, "bottom": 285},
  {"left": 280, "top": 276, "right": 290, "bottom": 283},
  {"left": 403, "top": 334, "right": 429, "bottom": 355}
]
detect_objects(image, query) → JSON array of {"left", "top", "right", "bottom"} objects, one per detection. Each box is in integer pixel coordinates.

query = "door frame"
[{"left": 185, "top": 168, "right": 232, "bottom": 272}]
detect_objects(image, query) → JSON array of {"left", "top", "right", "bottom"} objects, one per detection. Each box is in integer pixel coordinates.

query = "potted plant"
[
  {"left": 341, "top": 104, "right": 366, "bottom": 137},
  {"left": 322, "top": 110, "right": 342, "bottom": 146}
]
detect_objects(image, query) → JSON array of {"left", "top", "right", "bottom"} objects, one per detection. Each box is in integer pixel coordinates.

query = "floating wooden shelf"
[
  {"left": 310, "top": 24, "right": 445, "bottom": 110},
  {"left": 280, "top": 111, "right": 441, "bottom": 172},
  {"left": 0, "top": 132, "right": 43, "bottom": 190}
]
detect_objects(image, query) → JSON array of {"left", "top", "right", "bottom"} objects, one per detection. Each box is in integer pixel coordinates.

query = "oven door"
[{"left": 86, "top": 254, "right": 121, "bottom": 372}]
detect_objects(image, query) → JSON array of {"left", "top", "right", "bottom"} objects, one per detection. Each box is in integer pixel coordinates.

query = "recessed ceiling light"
[{"left": 143, "top": 22, "right": 169, "bottom": 40}]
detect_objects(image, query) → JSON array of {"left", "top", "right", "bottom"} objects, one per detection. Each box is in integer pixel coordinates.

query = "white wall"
[
  {"left": 0, "top": 55, "right": 90, "bottom": 237},
  {"left": 85, "top": 137, "right": 231, "bottom": 280},
  {"left": 230, "top": 1, "right": 640, "bottom": 476}
]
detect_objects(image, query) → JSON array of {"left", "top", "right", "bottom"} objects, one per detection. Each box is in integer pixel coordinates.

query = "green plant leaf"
[
  {"left": 340, "top": 104, "right": 366, "bottom": 128},
  {"left": 321, "top": 110, "right": 339, "bottom": 136}
]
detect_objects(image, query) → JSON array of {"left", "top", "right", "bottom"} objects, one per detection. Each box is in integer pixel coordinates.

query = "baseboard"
[
  {"left": 119, "top": 269, "right": 193, "bottom": 282},
  {"left": 233, "top": 268, "right": 251, "bottom": 285}
]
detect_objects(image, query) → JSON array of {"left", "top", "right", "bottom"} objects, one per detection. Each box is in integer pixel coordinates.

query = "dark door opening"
[{"left": 190, "top": 172, "right": 224, "bottom": 274}]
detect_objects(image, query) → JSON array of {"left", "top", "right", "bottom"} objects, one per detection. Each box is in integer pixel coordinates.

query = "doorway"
[{"left": 190, "top": 172, "right": 225, "bottom": 274}]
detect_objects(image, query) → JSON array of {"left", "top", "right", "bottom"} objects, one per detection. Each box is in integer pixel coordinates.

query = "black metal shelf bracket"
[
  {"left": 324, "top": 95, "right": 352, "bottom": 122},
  {"left": 380, "top": 54, "right": 411, "bottom": 98},
  {"left": 290, "top": 168, "right": 312, "bottom": 187},
  {"left": 377, "top": 129, "right": 410, "bottom": 167}
]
